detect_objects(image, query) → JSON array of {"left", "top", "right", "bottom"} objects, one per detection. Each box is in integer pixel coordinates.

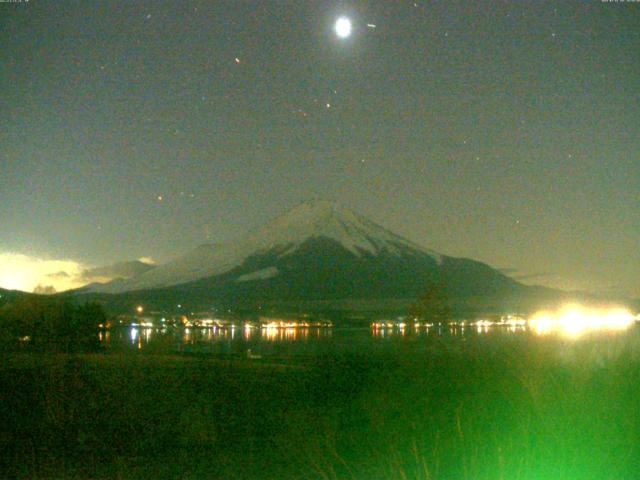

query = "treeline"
[{"left": 0, "top": 296, "right": 106, "bottom": 353}]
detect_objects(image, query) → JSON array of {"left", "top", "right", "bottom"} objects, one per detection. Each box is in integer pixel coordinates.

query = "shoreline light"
[{"left": 529, "top": 304, "right": 636, "bottom": 338}]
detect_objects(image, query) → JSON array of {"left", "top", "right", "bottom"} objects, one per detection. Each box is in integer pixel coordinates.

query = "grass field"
[{"left": 1, "top": 332, "right": 639, "bottom": 479}]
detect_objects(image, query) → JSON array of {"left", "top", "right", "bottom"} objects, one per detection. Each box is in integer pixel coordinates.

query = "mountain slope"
[
  {"left": 90, "top": 200, "right": 445, "bottom": 294},
  {"left": 81, "top": 201, "right": 529, "bottom": 314},
  {"left": 0, "top": 287, "right": 32, "bottom": 306},
  {"left": 175, "top": 236, "right": 521, "bottom": 302}
]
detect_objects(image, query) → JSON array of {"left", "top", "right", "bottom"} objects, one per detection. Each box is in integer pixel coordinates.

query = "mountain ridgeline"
[{"left": 78, "top": 201, "right": 559, "bottom": 316}]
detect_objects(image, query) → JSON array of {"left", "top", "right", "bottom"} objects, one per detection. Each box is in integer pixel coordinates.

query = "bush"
[{"left": 0, "top": 297, "right": 105, "bottom": 353}]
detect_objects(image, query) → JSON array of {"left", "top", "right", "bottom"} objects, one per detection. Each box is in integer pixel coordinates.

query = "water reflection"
[
  {"left": 182, "top": 327, "right": 192, "bottom": 343},
  {"left": 102, "top": 311, "right": 637, "bottom": 357},
  {"left": 109, "top": 324, "right": 335, "bottom": 352},
  {"left": 261, "top": 325, "right": 328, "bottom": 342},
  {"left": 130, "top": 327, "right": 138, "bottom": 343},
  {"left": 370, "top": 320, "right": 530, "bottom": 337},
  {"left": 243, "top": 324, "right": 255, "bottom": 340}
]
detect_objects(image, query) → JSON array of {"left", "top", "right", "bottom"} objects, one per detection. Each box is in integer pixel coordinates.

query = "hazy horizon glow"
[
  {"left": 0, "top": 253, "right": 86, "bottom": 293},
  {"left": 0, "top": 251, "right": 157, "bottom": 293}
]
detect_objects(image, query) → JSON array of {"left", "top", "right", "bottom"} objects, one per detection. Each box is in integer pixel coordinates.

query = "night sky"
[{"left": 1, "top": 0, "right": 638, "bottom": 297}]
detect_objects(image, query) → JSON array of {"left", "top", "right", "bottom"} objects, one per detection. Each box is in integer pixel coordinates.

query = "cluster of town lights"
[
  {"left": 131, "top": 304, "right": 636, "bottom": 339},
  {"left": 371, "top": 316, "right": 527, "bottom": 330},
  {"left": 371, "top": 306, "right": 637, "bottom": 338}
]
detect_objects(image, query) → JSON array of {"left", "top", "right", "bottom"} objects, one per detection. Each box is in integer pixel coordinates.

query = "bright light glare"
[
  {"left": 529, "top": 304, "right": 636, "bottom": 338},
  {"left": 335, "top": 17, "right": 352, "bottom": 38},
  {"left": 0, "top": 252, "right": 85, "bottom": 292}
]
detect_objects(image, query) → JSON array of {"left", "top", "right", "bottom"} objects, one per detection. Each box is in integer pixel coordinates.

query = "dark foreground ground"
[{"left": 1, "top": 334, "right": 639, "bottom": 479}]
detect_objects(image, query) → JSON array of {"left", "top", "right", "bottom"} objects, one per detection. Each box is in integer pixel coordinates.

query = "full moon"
[{"left": 335, "top": 17, "right": 352, "bottom": 38}]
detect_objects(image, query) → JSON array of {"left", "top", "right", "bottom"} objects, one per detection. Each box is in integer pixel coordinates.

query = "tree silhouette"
[
  {"left": 0, "top": 297, "right": 105, "bottom": 352},
  {"left": 408, "top": 281, "right": 451, "bottom": 323},
  {"left": 33, "top": 284, "right": 57, "bottom": 295}
]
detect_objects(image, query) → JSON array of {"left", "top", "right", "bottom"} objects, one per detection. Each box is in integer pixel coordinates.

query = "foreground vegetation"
[
  {"left": 0, "top": 296, "right": 105, "bottom": 353},
  {"left": 2, "top": 330, "right": 640, "bottom": 479}
]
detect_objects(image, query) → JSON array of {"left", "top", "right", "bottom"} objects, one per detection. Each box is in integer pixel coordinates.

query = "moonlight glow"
[{"left": 335, "top": 17, "right": 352, "bottom": 38}]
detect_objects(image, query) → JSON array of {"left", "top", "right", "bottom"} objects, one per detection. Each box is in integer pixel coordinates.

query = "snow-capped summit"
[
  {"left": 243, "top": 200, "right": 442, "bottom": 260},
  {"left": 89, "top": 201, "right": 444, "bottom": 293}
]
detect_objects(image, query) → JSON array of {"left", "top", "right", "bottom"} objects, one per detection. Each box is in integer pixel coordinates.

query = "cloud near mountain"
[
  {"left": 0, "top": 252, "right": 156, "bottom": 293},
  {"left": 79, "top": 260, "right": 156, "bottom": 283},
  {"left": 47, "top": 271, "right": 71, "bottom": 279}
]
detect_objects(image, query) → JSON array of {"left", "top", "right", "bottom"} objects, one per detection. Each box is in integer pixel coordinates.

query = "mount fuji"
[{"left": 81, "top": 201, "right": 530, "bottom": 313}]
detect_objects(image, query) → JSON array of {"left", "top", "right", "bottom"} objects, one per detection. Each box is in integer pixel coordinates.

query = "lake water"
[{"left": 101, "top": 322, "right": 640, "bottom": 363}]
